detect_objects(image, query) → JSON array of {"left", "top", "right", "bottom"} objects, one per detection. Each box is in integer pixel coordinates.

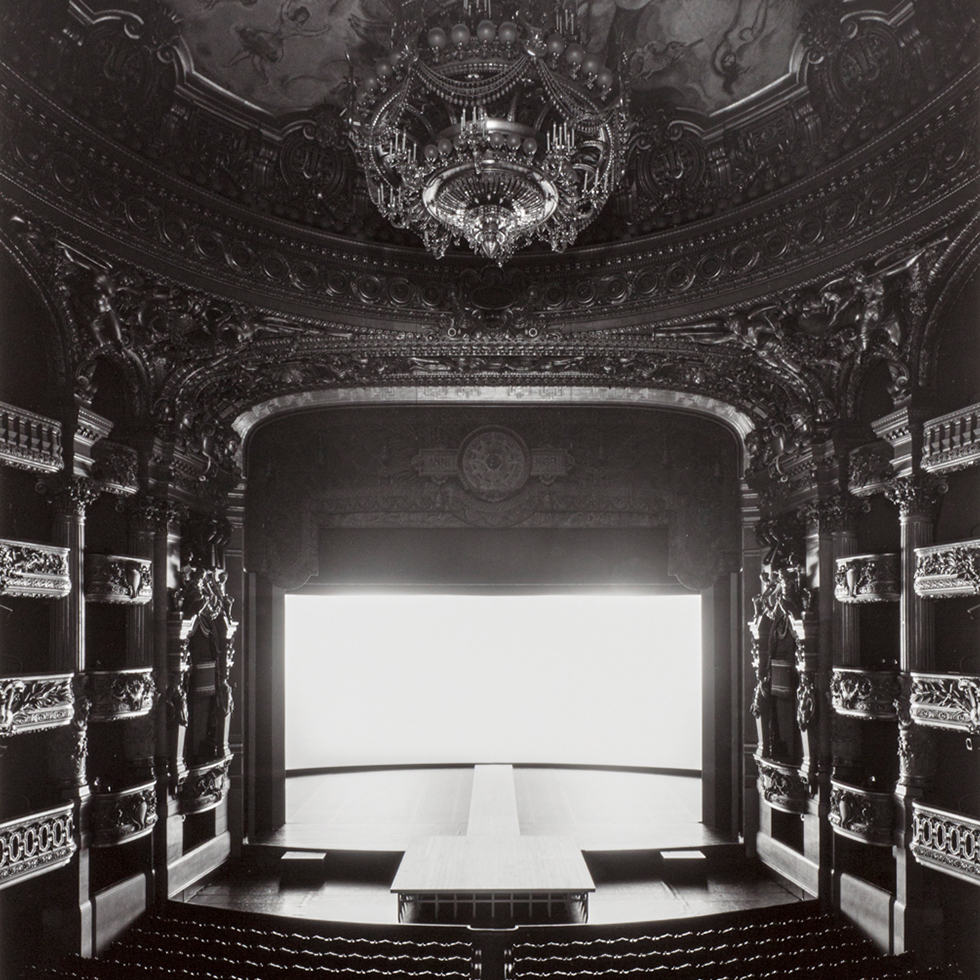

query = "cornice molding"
[{"left": 0, "top": 56, "right": 975, "bottom": 329}]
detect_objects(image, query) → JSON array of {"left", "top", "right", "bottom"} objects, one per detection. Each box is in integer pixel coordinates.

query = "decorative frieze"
[
  {"left": 0, "top": 804, "right": 76, "bottom": 889},
  {"left": 175, "top": 756, "right": 231, "bottom": 814},
  {"left": 89, "top": 783, "right": 157, "bottom": 847},
  {"left": 910, "top": 673, "right": 980, "bottom": 734},
  {"left": 0, "top": 538, "right": 71, "bottom": 598},
  {"left": 848, "top": 441, "right": 893, "bottom": 497},
  {"left": 0, "top": 674, "right": 74, "bottom": 736},
  {"left": 911, "top": 804, "right": 980, "bottom": 886},
  {"left": 757, "top": 758, "right": 810, "bottom": 814},
  {"left": 921, "top": 402, "right": 980, "bottom": 475},
  {"left": 0, "top": 401, "right": 62, "bottom": 473},
  {"left": 830, "top": 669, "right": 900, "bottom": 720},
  {"left": 84, "top": 554, "right": 152, "bottom": 604},
  {"left": 829, "top": 781, "right": 894, "bottom": 847},
  {"left": 914, "top": 540, "right": 980, "bottom": 598},
  {"left": 87, "top": 669, "right": 157, "bottom": 722},
  {"left": 834, "top": 554, "right": 901, "bottom": 603}
]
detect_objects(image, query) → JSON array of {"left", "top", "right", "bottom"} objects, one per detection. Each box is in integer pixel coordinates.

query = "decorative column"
[
  {"left": 884, "top": 473, "right": 946, "bottom": 961},
  {"left": 40, "top": 475, "right": 100, "bottom": 960},
  {"left": 224, "top": 485, "right": 246, "bottom": 854},
  {"left": 740, "top": 486, "right": 763, "bottom": 854},
  {"left": 135, "top": 493, "right": 188, "bottom": 899}
]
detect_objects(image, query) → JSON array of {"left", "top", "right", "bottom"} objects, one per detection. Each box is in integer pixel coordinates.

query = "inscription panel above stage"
[{"left": 390, "top": 836, "right": 594, "bottom": 895}]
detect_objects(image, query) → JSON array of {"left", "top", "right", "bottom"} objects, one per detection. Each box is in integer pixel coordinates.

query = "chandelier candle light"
[{"left": 348, "top": 0, "right": 628, "bottom": 264}]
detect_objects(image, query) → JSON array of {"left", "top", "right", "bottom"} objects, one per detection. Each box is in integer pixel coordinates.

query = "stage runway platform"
[
  {"left": 190, "top": 767, "right": 801, "bottom": 926},
  {"left": 257, "top": 767, "right": 729, "bottom": 853}
]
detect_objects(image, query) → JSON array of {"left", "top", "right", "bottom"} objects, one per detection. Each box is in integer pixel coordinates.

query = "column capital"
[
  {"left": 800, "top": 493, "right": 869, "bottom": 534},
  {"left": 130, "top": 493, "right": 189, "bottom": 534},
  {"left": 38, "top": 475, "right": 101, "bottom": 518},
  {"left": 885, "top": 474, "right": 947, "bottom": 520}
]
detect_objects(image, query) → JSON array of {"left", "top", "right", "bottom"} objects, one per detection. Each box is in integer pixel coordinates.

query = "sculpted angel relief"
[{"left": 169, "top": 0, "right": 819, "bottom": 115}]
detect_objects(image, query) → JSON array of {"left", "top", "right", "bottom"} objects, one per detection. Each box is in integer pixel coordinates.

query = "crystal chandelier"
[{"left": 348, "top": 0, "right": 628, "bottom": 264}]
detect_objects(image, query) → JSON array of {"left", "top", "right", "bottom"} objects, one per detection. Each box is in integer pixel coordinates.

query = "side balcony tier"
[
  {"left": 834, "top": 554, "right": 901, "bottom": 604},
  {"left": 90, "top": 783, "right": 158, "bottom": 847},
  {"left": 910, "top": 672, "right": 980, "bottom": 733},
  {"left": 756, "top": 758, "right": 810, "bottom": 815},
  {"left": 84, "top": 554, "right": 152, "bottom": 605},
  {"left": 830, "top": 668, "right": 900, "bottom": 720},
  {"left": 0, "top": 538, "right": 71, "bottom": 598},
  {"left": 176, "top": 756, "right": 231, "bottom": 814},
  {"left": 914, "top": 540, "right": 980, "bottom": 599},
  {"left": 829, "top": 781, "right": 894, "bottom": 847},
  {"left": 921, "top": 401, "right": 980, "bottom": 474},
  {"left": 0, "top": 401, "right": 62, "bottom": 473},
  {"left": 0, "top": 673, "right": 74, "bottom": 735},
  {"left": 0, "top": 804, "right": 76, "bottom": 890},
  {"left": 911, "top": 803, "right": 980, "bottom": 886},
  {"left": 87, "top": 669, "right": 157, "bottom": 722}
]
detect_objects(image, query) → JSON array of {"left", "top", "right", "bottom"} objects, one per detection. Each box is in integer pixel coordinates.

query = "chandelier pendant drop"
[{"left": 349, "top": 0, "right": 628, "bottom": 264}]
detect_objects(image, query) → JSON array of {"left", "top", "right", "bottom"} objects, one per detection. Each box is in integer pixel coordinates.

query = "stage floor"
[
  {"left": 187, "top": 768, "right": 801, "bottom": 926},
  {"left": 259, "top": 767, "right": 729, "bottom": 852}
]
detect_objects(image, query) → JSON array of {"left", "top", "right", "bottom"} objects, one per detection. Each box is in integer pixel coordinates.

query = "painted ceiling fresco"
[{"left": 170, "top": 0, "right": 819, "bottom": 117}]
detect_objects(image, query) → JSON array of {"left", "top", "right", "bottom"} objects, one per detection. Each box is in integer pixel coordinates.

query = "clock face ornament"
[{"left": 457, "top": 427, "right": 531, "bottom": 502}]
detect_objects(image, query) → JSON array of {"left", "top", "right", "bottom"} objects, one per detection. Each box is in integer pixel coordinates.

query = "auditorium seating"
[
  {"left": 508, "top": 903, "right": 957, "bottom": 980},
  {"left": 23, "top": 900, "right": 961, "bottom": 980}
]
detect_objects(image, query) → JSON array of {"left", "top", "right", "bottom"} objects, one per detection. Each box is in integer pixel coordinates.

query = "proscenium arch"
[
  {"left": 238, "top": 386, "right": 747, "bottom": 842},
  {"left": 232, "top": 384, "right": 756, "bottom": 471}
]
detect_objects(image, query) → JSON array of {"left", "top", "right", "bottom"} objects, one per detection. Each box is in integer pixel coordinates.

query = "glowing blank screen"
[{"left": 285, "top": 594, "right": 702, "bottom": 771}]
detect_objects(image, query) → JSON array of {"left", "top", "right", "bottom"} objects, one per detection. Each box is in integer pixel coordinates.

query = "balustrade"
[
  {"left": 87, "top": 668, "right": 157, "bottom": 722},
  {"left": 0, "top": 804, "right": 76, "bottom": 889},
  {"left": 834, "top": 554, "right": 901, "bottom": 604},
  {"left": 0, "top": 400, "right": 62, "bottom": 473},
  {"left": 176, "top": 756, "right": 231, "bottom": 814},
  {"left": 921, "top": 401, "right": 980, "bottom": 474},
  {"left": 0, "top": 673, "right": 74, "bottom": 735},
  {"left": 0, "top": 538, "right": 71, "bottom": 598},
  {"left": 911, "top": 803, "right": 980, "bottom": 885},
  {"left": 909, "top": 672, "right": 980, "bottom": 733},
  {"left": 829, "top": 781, "right": 894, "bottom": 846},
  {"left": 84, "top": 554, "right": 152, "bottom": 604},
  {"left": 913, "top": 540, "right": 980, "bottom": 599},
  {"left": 756, "top": 758, "right": 810, "bottom": 814},
  {"left": 830, "top": 669, "right": 900, "bottom": 720},
  {"left": 90, "top": 782, "right": 158, "bottom": 847}
]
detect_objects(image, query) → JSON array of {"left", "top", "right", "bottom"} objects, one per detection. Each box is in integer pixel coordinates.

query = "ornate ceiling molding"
[
  {"left": 0, "top": 45, "right": 975, "bottom": 329},
  {"left": 1, "top": 0, "right": 974, "bottom": 262}
]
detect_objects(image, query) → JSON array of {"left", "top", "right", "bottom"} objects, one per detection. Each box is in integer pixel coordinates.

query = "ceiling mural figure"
[{"left": 170, "top": 0, "right": 819, "bottom": 116}]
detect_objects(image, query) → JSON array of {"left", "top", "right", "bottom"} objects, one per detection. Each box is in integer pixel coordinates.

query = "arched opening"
[{"left": 240, "top": 401, "right": 745, "bottom": 866}]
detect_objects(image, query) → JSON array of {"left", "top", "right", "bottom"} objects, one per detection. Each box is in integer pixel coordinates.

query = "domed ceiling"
[
  {"left": 0, "top": 0, "right": 975, "bottom": 495},
  {"left": 170, "top": 0, "right": 816, "bottom": 118}
]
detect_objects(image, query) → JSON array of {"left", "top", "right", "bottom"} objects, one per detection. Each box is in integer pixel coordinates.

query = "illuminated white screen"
[{"left": 285, "top": 594, "right": 701, "bottom": 771}]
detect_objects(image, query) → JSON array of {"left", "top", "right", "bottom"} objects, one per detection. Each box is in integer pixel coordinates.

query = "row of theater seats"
[
  {"left": 23, "top": 900, "right": 960, "bottom": 980},
  {"left": 509, "top": 903, "right": 954, "bottom": 980},
  {"left": 25, "top": 906, "right": 476, "bottom": 980}
]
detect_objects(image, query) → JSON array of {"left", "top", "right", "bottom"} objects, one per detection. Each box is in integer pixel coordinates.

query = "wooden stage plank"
[
  {"left": 466, "top": 765, "right": 521, "bottom": 836},
  {"left": 390, "top": 835, "right": 594, "bottom": 893}
]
